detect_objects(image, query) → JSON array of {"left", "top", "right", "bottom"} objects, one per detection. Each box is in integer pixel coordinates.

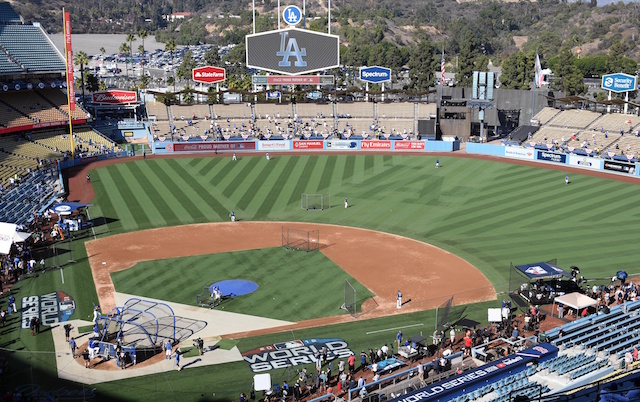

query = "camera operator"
[{"left": 194, "top": 338, "right": 204, "bottom": 355}]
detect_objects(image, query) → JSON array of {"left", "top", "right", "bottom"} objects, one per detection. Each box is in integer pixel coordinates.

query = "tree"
[
  {"left": 119, "top": 42, "right": 130, "bottom": 77},
  {"left": 177, "top": 49, "right": 197, "bottom": 80},
  {"left": 204, "top": 47, "right": 220, "bottom": 67},
  {"left": 138, "top": 29, "right": 147, "bottom": 77},
  {"left": 552, "top": 47, "right": 585, "bottom": 95},
  {"left": 73, "top": 50, "right": 90, "bottom": 105},
  {"left": 127, "top": 33, "right": 136, "bottom": 78},
  {"left": 499, "top": 51, "right": 535, "bottom": 90},
  {"left": 165, "top": 39, "right": 177, "bottom": 93},
  {"left": 85, "top": 73, "right": 100, "bottom": 92},
  {"left": 99, "top": 46, "right": 106, "bottom": 65},
  {"left": 407, "top": 40, "right": 438, "bottom": 91}
]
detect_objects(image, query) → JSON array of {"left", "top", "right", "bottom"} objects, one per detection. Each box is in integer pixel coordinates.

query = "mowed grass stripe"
[
  {"left": 134, "top": 161, "right": 196, "bottom": 225},
  {"left": 316, "top": 155, "right": 337, "bottom": 191},
  {"left": 115, "top": 162, "right": 168, "bottom": 228},
  {"left": 95, "top": 166, "right": 140, "bottom": 231},
  {"left": 90, "top": 171, "right": 122, "bottom": 232},
  {"left": 254, "top": 157, "right": 300, "bottom": 217},
  {"left": 221, "top": 157, "right": 261, "bottom": 198},
  {"left": 287, "top": 156, "right": 317, "bottom": 205},
  {"left": 197, "top": 157, "right": 223, "bottom": 177},
  {"left": 107, "top": 165, "right": 154, "bottom": 229},
  {"left": 124, "top": 162, "right": 178, "bottom": 226},
  {"left": 237, "top": 158, "right": 280, "bottom": 211},
  {"left": 164, "top": 159, "right": 228, "bottom": 220},
  {"left": 146, "top": 159, "right": 208, "bottom": 223},
  {"left": 342, "top": 155, "right": 356, "bottom": 182}
]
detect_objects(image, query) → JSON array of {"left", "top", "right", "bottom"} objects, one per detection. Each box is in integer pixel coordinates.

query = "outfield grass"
[
  {"left": 92, "top": 155, "right": 640, "bottom": 290},
  {"left": 4, "top": 154, "right": 640, "bottom": 401},
  {"left": 111, "top": 248, "right": 374, "bottom": 321}
]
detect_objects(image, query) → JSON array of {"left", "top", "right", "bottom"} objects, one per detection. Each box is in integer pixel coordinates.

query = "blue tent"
[
  {"left": 514, "top": 262, "right": 572, "bottom": 280},
  {"left": 50, "top": 202, "right": 91, "bottom": 216}
]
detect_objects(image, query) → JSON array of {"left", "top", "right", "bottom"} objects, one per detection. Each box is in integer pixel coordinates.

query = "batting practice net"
[
  {"left": 301, "top": 193, "right": 330, "bottom": 210},
  {"left": 282, "top": 226, "right": 320, "bottom": 252},
  {"left": 342, "top": 279, "right": 357, "bottom": 318},
  {"left": 435, "top": 295, "right": 454, "bottom": 331}
]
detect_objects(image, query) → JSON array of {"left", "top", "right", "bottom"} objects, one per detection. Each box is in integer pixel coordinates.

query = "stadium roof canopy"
[{"left": 514, "top": 261, "right": 572, "bottom": 280}]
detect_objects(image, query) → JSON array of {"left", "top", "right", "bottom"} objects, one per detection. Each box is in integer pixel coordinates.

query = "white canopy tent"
[
  {"left": 0, "top": 222, "right": 31, "bottom": 254},
  {"left": 553, "top": 292, "right": 598, "bottom": 318}
]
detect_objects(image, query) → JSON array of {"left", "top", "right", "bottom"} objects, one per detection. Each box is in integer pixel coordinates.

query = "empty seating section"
[
  {"left": 31, "top": 127, "right": 116, "bottom": 155},
  {"left": 548, "top": 110, "right": 600, "bottom": 129},
  {"left": 534, "top": 107, "right": 562, "bottom": 125},
  {"left": 613, "top": 135, "right": 640, "bottom": 155},
  {"left": 587, "top": 113, "right": 640, "bottom": 133},
  {"left": 417, "top": 103, "right": 437, "bottom": 119},
  {"left": 146, "top": 102, "right": 169, "bottom": 120},
  {"left": 0, "top": 54, "right": 20, "bottom": 74},
  {"left": 0, "top": 3, "right": 22, "bottom": 24},
  {"left": 530, "top": 127, "right": 576, "bottom": 145},
  {"left": 170, "top": 105, "right": 210, "bottom": 120},
  {"left": 0, "top": 25, "right": 64, "bottom": 72},
  {"left": 0, "top": 101, "right": 32, "bottom": 127},
  {"left": 0, "top": 170, "right": 59, "bottom": 225},
  {"left": 295, "top": 103, "right": 333, "bottom": 118},
  {"left": 253, "top": 104, "right": 293, "bottom": 120},
  {"left": 42, "top": 89, "right": 88, "bottom": 120},
  {"left": 213, "top": 104, "right": 252, "bottom": 119},
  {"left": 378, "top": 102, "right": 414, "bottom": 119},
  {"left": 336, "top": 102, "right": 374, "bottom": 118},
  {"left": 7, "top": 90, "right": 66, "bottom": 122},
  {"left": 0, "top": 89, "right": 87, "bottom": 128}
]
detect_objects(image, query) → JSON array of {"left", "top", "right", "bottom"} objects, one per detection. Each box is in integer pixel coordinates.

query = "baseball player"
[
  {"left": 397, "top": 290, "right": 402, "bottom": 309},
  {"left": 266, "top": 152, "right": 270, "bottom": 161},
  {"left": 232, "top": 152, "right": 237, "bottom": 161},
  {"left": 344, "top": 198, "right": 348, "bottom": 209},
  {"left": 229, "top": 211, "right": 235, "bottom": 222},
  {"left": 436, "top": 159, "right": 440, "bottom": 168},
  {"left": 565, "top": 175, "right": 569, "bottom": 185}
]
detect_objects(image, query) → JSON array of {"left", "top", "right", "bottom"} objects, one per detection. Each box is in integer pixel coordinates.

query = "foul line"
[{"left": 366, "top": 323, "right": 423, "bottom": 335}]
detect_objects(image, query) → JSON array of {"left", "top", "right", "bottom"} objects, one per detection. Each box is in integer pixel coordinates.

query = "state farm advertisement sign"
[
  {"left": 293, "top": 140, "right": 324, "bottom": 150},
  {"left": 361, "top": 140, "right": 391, "bottom": 149},
  {"left": 394, "top": 141, "right": 425, "bottom": 150},
  {"left": 92, "top": 90, "right": 137, "bottom": 104},
  {"left": 193, "top": 66, "right": 226, "bottom": 84}
]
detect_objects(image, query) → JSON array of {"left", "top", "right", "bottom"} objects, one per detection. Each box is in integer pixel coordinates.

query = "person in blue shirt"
[{"left": 565, "top": 175, "right": 569, "bottom": 185}]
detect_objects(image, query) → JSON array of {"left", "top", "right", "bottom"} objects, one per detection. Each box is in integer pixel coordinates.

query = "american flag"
[{"left": 441, "top": 50, "right": 445, "bottom": 85}]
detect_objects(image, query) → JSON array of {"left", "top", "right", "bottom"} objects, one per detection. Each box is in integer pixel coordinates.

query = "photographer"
[{"left": 194, "top": 338, "right": 204, "bottom": 355}]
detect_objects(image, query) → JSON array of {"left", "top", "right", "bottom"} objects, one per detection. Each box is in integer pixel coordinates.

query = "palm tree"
[
  {"left": 99, "top": 46, "right": 106, "bottom": 67},
  {"left": 73, "top": 50, "right": 90, "bottom": 105},
  {"left": 138, "top": 29, "right": 147, "bottom": 77},
  {"left": 165, "top": 39, "right": 177, "bottom": 93},
  {"left": 119, "top": 42, "right": 130, "bottom": 77},
  {"left": 127, "top": 33, "right": 136, "bottom": 77}
]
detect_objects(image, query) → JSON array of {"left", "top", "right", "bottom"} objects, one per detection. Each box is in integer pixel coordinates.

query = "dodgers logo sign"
[
  {"left": 246, "top": 28, "right": 339, "bottom": 75},
  {"left": 359, "top": 66, "right": 392, "bottom": 83},
  {"left": 282, "top": 5, "right": 302, "bottom": 26},
  {"left": 601, "top": 73, "right": 637, "bottom": 93}
]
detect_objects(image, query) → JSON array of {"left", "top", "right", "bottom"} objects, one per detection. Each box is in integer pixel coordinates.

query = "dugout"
[{"left": 509, "top": 260, "right": 583, "bottom": 306}]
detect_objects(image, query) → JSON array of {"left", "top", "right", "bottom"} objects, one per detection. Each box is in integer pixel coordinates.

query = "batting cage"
[
  {"left": 282, "top": 226, "right": 320, "bottom": 252},
  {"left": 301, "top": 193, "right": 331, "bottom": 210}
]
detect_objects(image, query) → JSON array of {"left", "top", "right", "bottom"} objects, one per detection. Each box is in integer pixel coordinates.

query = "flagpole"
[{"left": 63, "top": 8, "right": 75, "bottom": 158}]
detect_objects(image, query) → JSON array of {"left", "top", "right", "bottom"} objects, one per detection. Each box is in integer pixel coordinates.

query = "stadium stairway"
[{"left": 509, "top": 125, "right": 539, "bottom": 143}]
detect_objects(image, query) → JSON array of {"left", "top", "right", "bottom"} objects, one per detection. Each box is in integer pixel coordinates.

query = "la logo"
[{"left": 277, "top": 31, "right": 307, "bottom": 67}]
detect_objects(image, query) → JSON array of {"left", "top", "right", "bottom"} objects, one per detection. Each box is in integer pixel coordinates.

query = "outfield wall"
[
  {"left": 151, "top": 139, "right": 460, "bottom": 154},
  {"left": 466, "top": 143, "right": 639, "bottom": 177}
]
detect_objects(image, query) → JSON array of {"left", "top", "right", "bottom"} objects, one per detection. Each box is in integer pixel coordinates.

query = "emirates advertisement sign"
[{"left": 92, "top": 90, "right": 138, "bottom": 104}]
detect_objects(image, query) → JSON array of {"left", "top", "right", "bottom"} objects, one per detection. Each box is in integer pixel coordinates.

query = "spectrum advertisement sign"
[
  {"left": 537, "top": 151, "right": 566, "bottom": 164},
  {"left": 359, "top": 66, "right": 392, "bottom": 84}
]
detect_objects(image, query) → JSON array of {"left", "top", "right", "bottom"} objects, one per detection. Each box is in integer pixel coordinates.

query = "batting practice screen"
[
  {"left": 282, "top": 226, "right": 320, "bottom": 252},
  {"left": 301, "top": 193, "right": 330, "bottom": 210}
]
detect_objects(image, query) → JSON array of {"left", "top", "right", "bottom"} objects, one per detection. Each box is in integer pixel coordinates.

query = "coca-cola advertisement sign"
[{"left": 92, "top": 90, "right": 138, "bottom": 104}]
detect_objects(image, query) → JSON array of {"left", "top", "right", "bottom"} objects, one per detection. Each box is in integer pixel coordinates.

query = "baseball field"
[{"left": 2, "top": 153, "right": 640, "bottom": 401}]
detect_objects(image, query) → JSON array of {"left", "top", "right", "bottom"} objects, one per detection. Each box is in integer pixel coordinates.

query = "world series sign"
[
  {"left": 246, "top": 28, "right": 339, "bottom": 75},
  {"left": 22, "top": 291, "right": 76, "bottom": 328}
]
